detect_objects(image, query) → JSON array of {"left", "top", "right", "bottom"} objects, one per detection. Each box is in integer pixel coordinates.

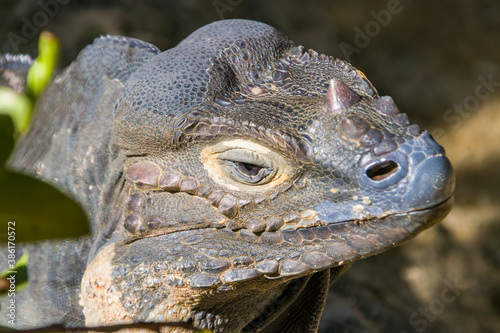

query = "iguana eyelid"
[
  {"left": 218, "top": 148, "right": 272, "bottom": 168},
  {"left": 217, "top": 148, "right": 277, "bottom": 185},
  {"left": 221, "top": 160, "right": 274, "bottom": 185},
  {"left": 200, "top": 139, "right": 294, "bottom": 192}
]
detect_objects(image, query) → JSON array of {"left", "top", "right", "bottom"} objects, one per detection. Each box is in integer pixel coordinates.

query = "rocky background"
[{"left": 1, "top": 0, "right": 499, "bottom": 332}]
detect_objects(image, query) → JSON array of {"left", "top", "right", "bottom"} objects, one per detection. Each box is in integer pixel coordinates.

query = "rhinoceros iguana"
[{"left": 0, "top": 19, "right": 454, "bottom": 332}]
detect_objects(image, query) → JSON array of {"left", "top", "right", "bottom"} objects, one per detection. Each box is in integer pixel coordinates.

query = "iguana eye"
[
  {"left": 235, "top": 162, "right": 262, "bottom": 176},
  {"left": 201, "top": 139, "right": 294, "bottom": 192},
  {"left": 218, "top": 149, "right": 275, "bottom": 185}
]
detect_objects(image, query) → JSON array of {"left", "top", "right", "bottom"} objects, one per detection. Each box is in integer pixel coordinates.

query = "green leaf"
[
  {"left": 0, "top": 253, "right": 29, "bottom": 294},
  {"left": 27, "top": 31, "right": 60, "bottom": 98},
  {"left": 0, "top": 87, "right": 32, "bottom": 133}
]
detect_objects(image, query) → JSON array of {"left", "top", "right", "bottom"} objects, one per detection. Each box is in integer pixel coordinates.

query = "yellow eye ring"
[{"left": 200, "top": 139, "right": 294, "bottom": 193}]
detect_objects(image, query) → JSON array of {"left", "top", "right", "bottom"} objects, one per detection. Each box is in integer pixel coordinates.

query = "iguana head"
[{"left": 80, "top": 19, "right": 454, "bottom": 330}]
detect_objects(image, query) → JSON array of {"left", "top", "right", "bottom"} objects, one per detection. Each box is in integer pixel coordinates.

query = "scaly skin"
[{"left": 0, "top": 19, "right": 454, "bottom": 332}]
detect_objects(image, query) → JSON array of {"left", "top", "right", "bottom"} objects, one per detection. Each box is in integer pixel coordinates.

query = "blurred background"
[{"left": 1, "top": 0, "right": 499, "bottom": 332}]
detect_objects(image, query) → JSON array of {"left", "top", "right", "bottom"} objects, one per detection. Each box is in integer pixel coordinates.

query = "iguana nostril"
[
  {"left": 366, "top": 160, "right": 399, "bottom": 181},
  {"left": 359, "top": 139, "right": 417, "bottom": 190}
]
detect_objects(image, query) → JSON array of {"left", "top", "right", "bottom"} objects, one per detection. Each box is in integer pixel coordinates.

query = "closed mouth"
[
  {"left": 124, "top": 194, "right": 454, "bottom": 246},
  {"left": 348, "top": 194, "right": 454, "bottom": 225}
]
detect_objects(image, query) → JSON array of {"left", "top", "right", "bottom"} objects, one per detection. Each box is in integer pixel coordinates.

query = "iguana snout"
[{"left": 315, "top": 130, "right": 455, "bottom": 225}]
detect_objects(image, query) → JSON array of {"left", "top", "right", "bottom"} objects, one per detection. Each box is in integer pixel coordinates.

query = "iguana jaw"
[
  {"left": 260, "top": 194, "right": 454, "bottom": 277},
  {"left": 314, "top": 192, "right": 454, "bottom": 233},
  {"left": 79, "top": 196, "right": 452, "bottom": 330},
  {"left": 321, "top": 194, "right": 454, "bottom": 252},
  {"left": 113, "top": 193, "right": 453, "bottom": 282},
  {"left": 123, "top": 191, "right": 453, "bottom": 243}
]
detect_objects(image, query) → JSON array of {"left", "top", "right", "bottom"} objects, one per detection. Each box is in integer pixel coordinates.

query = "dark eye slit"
[{"left": 235, "top": 161, "right": 262, "bottom": 176}]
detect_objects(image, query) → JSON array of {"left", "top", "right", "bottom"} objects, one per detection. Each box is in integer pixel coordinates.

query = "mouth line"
[
  {"left": 316, "top": 194, "right": 455, "bottom": 227},
  {"left": 123, "top": 221, "right": 216, "bottom": 245},
  {"left": 404, "top": 194, "right": 454, "bottom": 214},
  {"left": 123, "top": 195, "right": 454, "bottom": 244}
]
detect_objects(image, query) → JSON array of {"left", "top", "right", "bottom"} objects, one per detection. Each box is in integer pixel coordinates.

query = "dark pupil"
[{"left": 236, "top": 162, "right": 261, "bottom": 176}]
